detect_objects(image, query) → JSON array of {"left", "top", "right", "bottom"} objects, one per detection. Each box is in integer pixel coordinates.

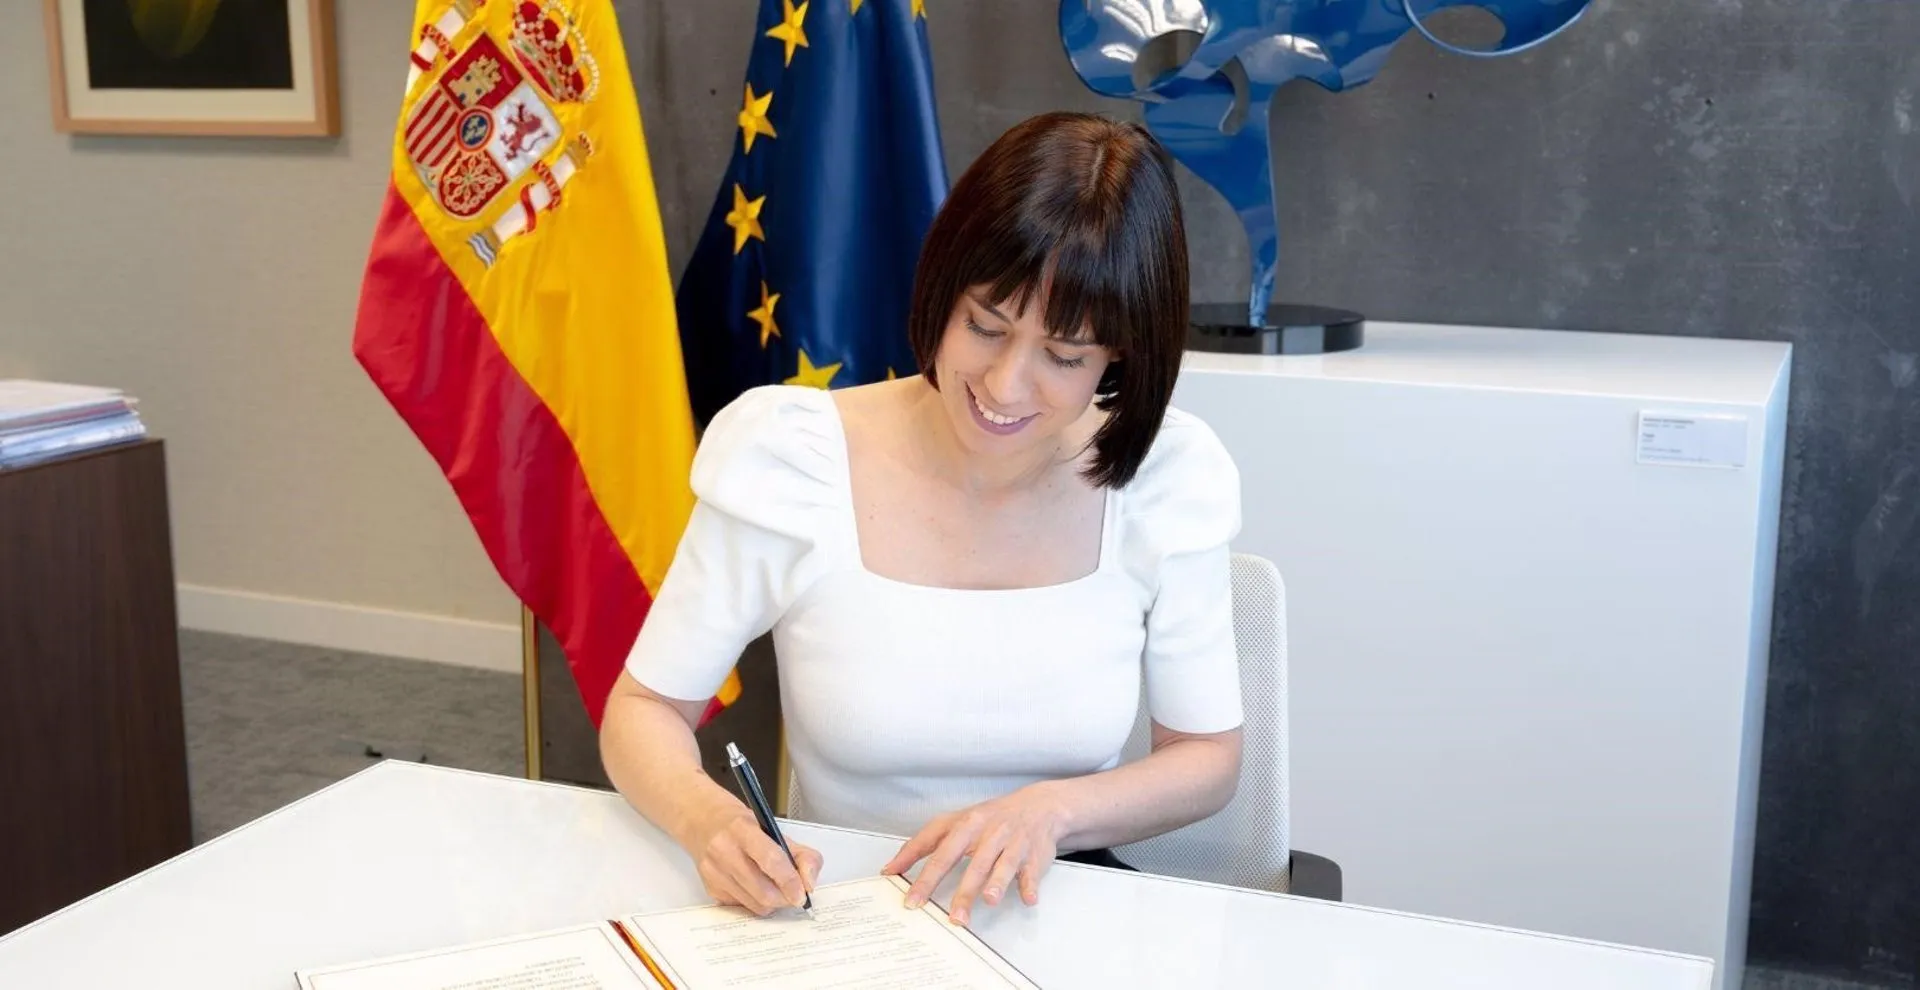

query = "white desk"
[{"left": 0, "top": 761, "right": 1713, "bottom": 988}]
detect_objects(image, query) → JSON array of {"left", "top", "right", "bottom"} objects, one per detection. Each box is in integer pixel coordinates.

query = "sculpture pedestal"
[
  {"left": 1173, "top": 322, "right": 1790, "bottom": 990},
  {"left": 1188, "top": 302, "right": 1365, "bottom": 355}
]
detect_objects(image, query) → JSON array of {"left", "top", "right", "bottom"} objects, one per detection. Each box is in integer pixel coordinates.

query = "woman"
[{"left": 600, "top": 111, "right": 1244, "bottom": 929}]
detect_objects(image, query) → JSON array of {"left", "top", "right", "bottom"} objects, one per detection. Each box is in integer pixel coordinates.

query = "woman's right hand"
[{"left": 682, "top": 793, "right": 822, "bottom": 916}]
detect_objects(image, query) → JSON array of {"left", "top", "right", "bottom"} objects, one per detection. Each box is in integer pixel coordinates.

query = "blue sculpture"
[{"left": 1060, "top": 0, "right": 1590, "bottom": 347}]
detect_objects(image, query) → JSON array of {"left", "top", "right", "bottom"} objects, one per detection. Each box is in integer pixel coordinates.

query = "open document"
[{"left": 295, "top": 874, "right": 1041, "bottom": 990}]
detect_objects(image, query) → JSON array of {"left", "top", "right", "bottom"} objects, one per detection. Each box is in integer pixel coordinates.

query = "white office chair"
[
  {"left": 781, "top": 551, "right": 1339, "bottom": 899},
  {"left": 1113, "top": 552, "right": 1322, "bottom": 895}
]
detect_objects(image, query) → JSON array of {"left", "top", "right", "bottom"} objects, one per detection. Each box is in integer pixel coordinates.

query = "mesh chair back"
[{"left": 1114, "top": 552, "right": 1291, "bottom": 892}]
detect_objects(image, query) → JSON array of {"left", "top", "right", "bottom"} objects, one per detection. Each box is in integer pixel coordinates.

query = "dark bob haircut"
[{"left": 906, "top": 111, "right": 1189, "bottom": 490}]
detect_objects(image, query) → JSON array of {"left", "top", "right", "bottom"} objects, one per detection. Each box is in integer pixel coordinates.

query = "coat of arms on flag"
[{"left": 392, "top": 2, "right": 613, "bottom": 268}]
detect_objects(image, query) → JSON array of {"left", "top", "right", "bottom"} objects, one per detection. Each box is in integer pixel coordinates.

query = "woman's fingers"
[
  {"left": 904, "top": 817, "right": 980, "bottom": 909},
  {"left": 891, "top": 800, "right": 1063, "bottom": 920},
  {"left": 739, "top": 835, "right": 810, "bottom": 908},
  {"left": 1018, "top": 854, "right": 1052, "bottom": 905},
  {"left": 882, "top": 818, "right": 948, "bottom": 877},
  {"left": 792, "top": 843, "right": 824, "bottom": 890},
  {"left": 687, "top": 802, "right": 823, "bottom": 917},
  {"left": 699, "top": 860, "right": 753, "bottom": 912},
  {"left": 981, "top": 843, "right": 1026, "bottom": 908},
  {"left": 718, "top": 839, "right": 791, "bottom": 915},
  {"left": 948, "top": 831, "right": 1019, "bottom": 926}
]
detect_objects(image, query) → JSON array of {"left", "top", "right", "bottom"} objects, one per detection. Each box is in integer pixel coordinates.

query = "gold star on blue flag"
[{"left": 674, "top": 0, "right": 948, "bottom": 426}]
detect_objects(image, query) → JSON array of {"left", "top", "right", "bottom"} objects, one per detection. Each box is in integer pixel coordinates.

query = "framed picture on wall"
[{"left": 42, "top": 0, "right": 338, "bottom": 137}]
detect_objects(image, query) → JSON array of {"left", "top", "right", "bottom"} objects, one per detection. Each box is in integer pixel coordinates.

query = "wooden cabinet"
[{"left": 0, "top": 439, "right": 191, "bottom": 934}]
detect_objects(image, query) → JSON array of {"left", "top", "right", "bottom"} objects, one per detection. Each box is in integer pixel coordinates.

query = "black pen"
[{"left": 725, "top": 741, "right": 814, "bottom": 918}]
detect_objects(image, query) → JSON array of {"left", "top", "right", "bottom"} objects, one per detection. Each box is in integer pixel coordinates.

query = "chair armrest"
[{"left": 1290, "top": 850, "right": 1342, "bottom": 901}]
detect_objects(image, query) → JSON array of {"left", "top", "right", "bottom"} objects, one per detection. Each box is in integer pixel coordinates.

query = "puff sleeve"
[
  {"left": 1120, "top": 408, "right": 1246, "bottom": 734},
  {"left": 623, "top": 386, "right": 845, "bottom": 702}
]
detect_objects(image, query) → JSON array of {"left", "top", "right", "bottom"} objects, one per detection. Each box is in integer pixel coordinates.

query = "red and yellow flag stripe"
[{"left": 353, "top": 0, "right": 739, "bottom": 724}]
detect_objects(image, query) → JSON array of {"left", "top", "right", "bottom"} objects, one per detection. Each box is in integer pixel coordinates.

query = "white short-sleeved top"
[{"left": 625, "top": 384, "right": 1243, "bottom": 839}]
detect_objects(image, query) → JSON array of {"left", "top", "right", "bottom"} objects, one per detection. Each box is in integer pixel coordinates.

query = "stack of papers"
[{"left": 0, "top": 379, "right": 148, "bottom": 469}]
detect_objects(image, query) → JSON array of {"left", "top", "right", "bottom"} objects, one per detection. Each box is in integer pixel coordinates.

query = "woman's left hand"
[{"left": 881, "top": 784, "right": 1069, "bottom": 926}]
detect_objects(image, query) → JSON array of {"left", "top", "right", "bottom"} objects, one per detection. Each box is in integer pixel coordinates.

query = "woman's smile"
[{"left": 967, "top": 383, "right": 1036, "bottom": 436}]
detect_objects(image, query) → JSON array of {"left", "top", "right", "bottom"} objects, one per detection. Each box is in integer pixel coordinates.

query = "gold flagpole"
[
  {"left": 521, "top": 605, "right": 542, "bottom": 780},
  {"left": 776, "top": 737, "right": 792, "bottom": 817}
]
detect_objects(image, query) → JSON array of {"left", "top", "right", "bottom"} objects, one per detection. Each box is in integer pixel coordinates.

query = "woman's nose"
[{"left": 983, "top": 348, "right": 1035, "bottom": 407}]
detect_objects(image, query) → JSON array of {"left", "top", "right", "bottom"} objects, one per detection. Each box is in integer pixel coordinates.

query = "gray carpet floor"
[
  {"left": 179, "top": 628, "right": 524, "bottom": 842},
  {"left": 177, "top": 629, "right": 1900, "bottom": 989}
]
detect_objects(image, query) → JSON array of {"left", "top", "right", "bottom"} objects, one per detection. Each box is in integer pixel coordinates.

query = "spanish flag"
[{"left": 352, "top": 0, "right": 740, "bottom": 727}]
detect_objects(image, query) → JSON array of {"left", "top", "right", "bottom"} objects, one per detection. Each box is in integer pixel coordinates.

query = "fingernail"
[{"left": 984, "top": 886, "right": 1001, "bottom": 902}]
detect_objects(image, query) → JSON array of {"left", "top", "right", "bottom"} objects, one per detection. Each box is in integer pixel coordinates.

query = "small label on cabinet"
[{"left": 1637, "top": 410, "right": 1748, "bottom": 468}]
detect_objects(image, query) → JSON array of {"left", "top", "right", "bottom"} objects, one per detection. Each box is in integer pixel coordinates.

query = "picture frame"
[{"left": 42, "top": 0, "right": 338, "bottom": 137}]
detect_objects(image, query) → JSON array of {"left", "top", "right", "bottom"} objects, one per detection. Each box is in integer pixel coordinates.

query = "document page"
[
  {"left": 624, "top": 874, "right": 1038, "bottom": 990},
  {"left": 298, "top": 923, "right": 661, "bottom": 990}
]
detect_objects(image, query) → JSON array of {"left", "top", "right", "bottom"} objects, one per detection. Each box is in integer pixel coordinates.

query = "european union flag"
[{"left": 675, "top": 0, "right": 949, "bottom": 427}]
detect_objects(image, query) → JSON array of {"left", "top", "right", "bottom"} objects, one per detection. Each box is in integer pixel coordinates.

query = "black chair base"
[{"left": 1291, "top": 851, "right": 1343, "bottom": 901}]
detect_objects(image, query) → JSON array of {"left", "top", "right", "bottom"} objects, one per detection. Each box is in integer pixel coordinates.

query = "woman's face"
[{"left": 931, "top": 286, "right": 1114, "bottom": 464}]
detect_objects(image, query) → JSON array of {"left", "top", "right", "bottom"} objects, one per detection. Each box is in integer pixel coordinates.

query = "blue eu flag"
[{"left": 675, "top": 0, "right": 949, "bottom": 427}]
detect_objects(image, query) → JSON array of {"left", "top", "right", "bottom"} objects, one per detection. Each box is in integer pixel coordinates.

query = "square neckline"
[{"left": 819, "top": 389, "right": 1118, "bottom": 595}]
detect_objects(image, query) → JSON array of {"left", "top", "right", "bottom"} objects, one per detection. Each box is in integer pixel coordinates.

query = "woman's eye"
[
  {"left": 1048, "top": 351, "right": 1087, "bottom": 369},
  {"left": 966, "top": 320, "right": 1002, "bottom": 339}
]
